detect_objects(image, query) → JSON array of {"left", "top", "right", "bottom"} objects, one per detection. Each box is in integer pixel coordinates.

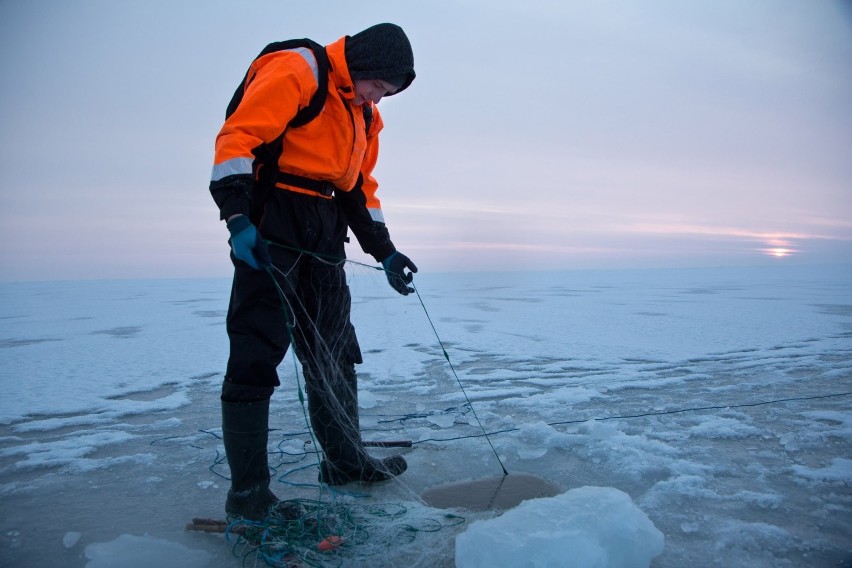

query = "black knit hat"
[{"left": 345, "top": 23, "right": 415, "bottom": 95}]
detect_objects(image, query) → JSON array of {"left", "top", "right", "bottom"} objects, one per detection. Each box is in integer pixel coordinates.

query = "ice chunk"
[
  {"left": 427, "top": 412, "right": 456, "bottom": 428},
  {"left": 688, "top": 417, "right": 761, "bottom": 439},
  {"left": 791, "top": 457, "right": 852, "bottom": 484},
  {"left": 62, "top": 531, "right": 81, "bottom": 548},
  {"left": 515, "top": 420, "right": 575, "bottom": 459},
  {"left": 455, "top": 486, "right": 664, "bottom": 568},
  {"left": 359, "top": 389, "right": 378, "bottom": 409},
  {"left": 84, "top": 534, "right": 213, "bottom": 568}
]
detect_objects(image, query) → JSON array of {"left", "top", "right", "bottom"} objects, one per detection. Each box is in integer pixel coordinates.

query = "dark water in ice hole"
[{"left": 421, "top": 474, "right": 561, "bottom": 511}]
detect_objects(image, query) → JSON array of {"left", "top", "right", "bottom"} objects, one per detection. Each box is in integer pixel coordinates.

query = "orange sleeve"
[{"left": 211, "top": 53, "right": 316, "bottom": 181}]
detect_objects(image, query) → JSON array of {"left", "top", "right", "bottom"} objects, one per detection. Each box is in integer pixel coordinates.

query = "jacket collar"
[{"left": 326, "top": 37, "right": 355, "bottom": 102}]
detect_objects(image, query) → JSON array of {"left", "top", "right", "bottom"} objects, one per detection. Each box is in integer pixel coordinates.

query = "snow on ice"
[{"left": 0, "top": 264, "right": 851, "bottom": 567}]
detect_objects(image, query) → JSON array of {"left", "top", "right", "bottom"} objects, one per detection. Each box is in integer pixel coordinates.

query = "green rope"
[
  {"left": 226, "top": 498, "right": 465, "bottom": 568},
  {"left": 410, "top": 285, "right": 509, "bottom": 475},
  {"left": 407, "top": 390, "right": 852, "bottom": 444},
  {"left": 263, "top": 238, "right": 508, "bottom": 475},
  {"left": 264, "top": 265, "right": 324, "bottom": 493}
]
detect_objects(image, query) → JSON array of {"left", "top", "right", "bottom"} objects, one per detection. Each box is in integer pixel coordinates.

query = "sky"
[{"left": 0, "top": 0, "right": 850, "bottom": 282}]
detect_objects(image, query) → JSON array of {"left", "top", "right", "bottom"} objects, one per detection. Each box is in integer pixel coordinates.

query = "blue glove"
[
  {"left": 226, "top": 215, "right": 271, "bottom": 270},
  {"left": 381, "top": 251, "right": 418, "bottom": 295}
]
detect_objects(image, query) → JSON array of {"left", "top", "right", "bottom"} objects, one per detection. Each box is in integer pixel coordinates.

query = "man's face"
[{"left": 353, "top": 79, "right": 398, "bottom": 106}]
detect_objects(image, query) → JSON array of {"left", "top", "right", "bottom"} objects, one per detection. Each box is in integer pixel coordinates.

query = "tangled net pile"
[{"left": 222, "top": 497, "right": 465, "bottom": 567}]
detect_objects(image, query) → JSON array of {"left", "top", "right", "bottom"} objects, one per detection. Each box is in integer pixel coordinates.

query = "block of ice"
[
  {"left": 455, "top": 486, "right": 664, "bottom": 568},
  {"left": 84, "top": 534, "right": 213, "bottom": 568}
]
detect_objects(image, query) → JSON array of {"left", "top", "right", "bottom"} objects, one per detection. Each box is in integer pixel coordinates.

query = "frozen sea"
[{"left": 1, "top": 263, "right": 850, "bottom": 567}]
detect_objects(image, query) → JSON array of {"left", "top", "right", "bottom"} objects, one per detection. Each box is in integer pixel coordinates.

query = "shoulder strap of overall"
[
  {"left": 362, "top": 104, "right": 373, "bottom": 134},
  {"left": 225, "top": 38, "right": 329, "bottom": 127},
  {"left": 225, "top": 39, "right": 330, "bottom": 224}
]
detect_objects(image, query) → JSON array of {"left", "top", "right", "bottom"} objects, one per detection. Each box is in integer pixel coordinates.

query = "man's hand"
[
  {"left": 227, "top": 215, "right": 271, "bottom": 270},
  {"left": 381, "top": 251, "right": 418, "bottom": 295}
]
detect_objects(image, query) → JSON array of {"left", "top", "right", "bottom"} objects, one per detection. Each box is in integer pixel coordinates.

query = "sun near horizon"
[{"left": 764, "top": 247, "right": 795, "bottom": 258}]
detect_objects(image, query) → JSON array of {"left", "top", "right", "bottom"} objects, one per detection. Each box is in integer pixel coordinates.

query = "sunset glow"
[{"left": 765, "top": 248, "right": 794, "bottom": 258}]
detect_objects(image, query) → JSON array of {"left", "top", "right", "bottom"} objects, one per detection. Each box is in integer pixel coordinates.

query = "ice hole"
[{"left": 421, "top": 473, "right": 561, "bottom": 511}]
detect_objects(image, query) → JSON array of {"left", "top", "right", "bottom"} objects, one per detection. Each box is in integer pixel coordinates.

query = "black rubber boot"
[
  {"left": 221, "top": 399, "right": 278, "bottom": 520},
  {"left": 307, "top": 367, "right": 407, "bottom": 486},
  {"left": 318, "top": 455, "right": 408, "bottom": 486}
]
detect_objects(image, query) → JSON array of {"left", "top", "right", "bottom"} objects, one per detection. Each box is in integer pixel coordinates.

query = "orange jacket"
[{"left": 211, "top": 37, "right": 386, "bottom": 224}]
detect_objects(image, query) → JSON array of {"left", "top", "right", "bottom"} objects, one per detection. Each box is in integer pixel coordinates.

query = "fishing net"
[
  {"left": 199, "top": 254, "right": 504, "bottom": 567},
  {"left": 218, "top": 497, "right": 465, "bottom": 567}
]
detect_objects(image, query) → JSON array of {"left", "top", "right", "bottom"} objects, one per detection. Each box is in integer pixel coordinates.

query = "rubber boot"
[
  {"left": 307, "top": 367, "right": 407, "bottom": 486},
  {"left": 221, "top": 399, "right": 278, "bottom": 520}
]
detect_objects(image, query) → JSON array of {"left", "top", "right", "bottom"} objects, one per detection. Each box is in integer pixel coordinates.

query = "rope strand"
[
  {"left": 411, "top": 284, "right": 509, "bottom": 475},
  {"left": 264, "top": 237, "right": 508, "bottom": 474}
]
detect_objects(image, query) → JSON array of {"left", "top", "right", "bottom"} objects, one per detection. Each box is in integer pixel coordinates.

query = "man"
[{"left": 208, "top": 23, "right": 418, "bottom": 521}]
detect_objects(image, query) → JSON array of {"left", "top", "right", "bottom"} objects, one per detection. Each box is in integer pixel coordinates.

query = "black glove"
[
  {"left": 381, "top": 251, "right": 418, "bottom": 295},
  {"left": 226, "top": 215, "right": 271, "bottom": 270}
]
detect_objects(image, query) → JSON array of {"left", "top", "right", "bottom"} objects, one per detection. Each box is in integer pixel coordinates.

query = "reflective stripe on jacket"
[{"left": 211, "top": 37, "right": 385, "bottom": 223}]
